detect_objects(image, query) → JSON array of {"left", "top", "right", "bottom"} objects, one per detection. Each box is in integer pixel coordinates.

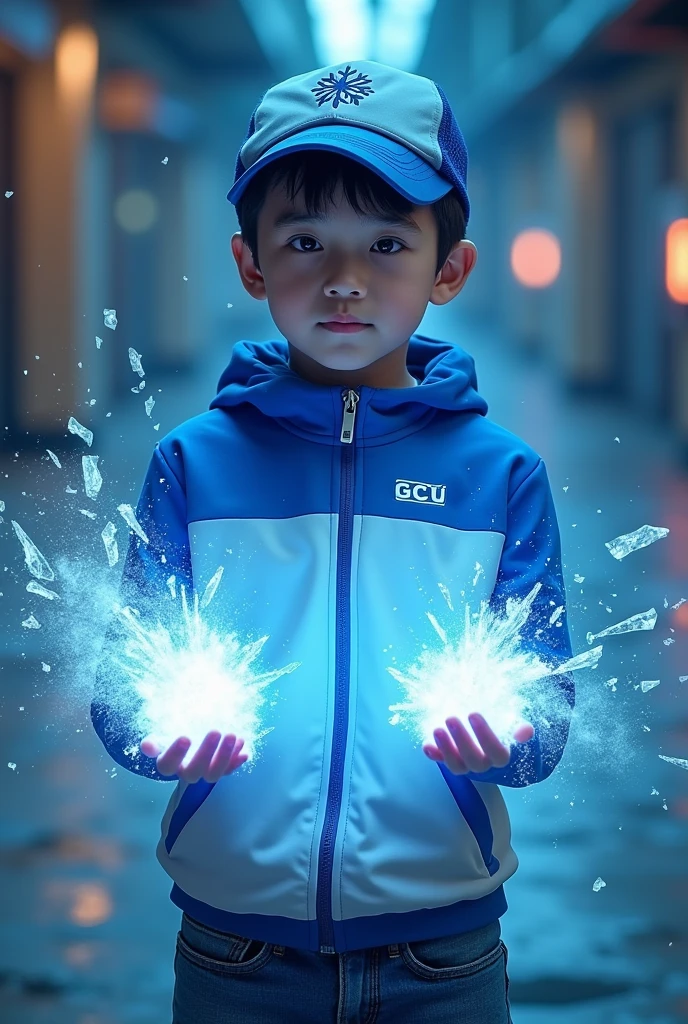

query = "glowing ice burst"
[
  {"left": 388, "top": 582, "right": 570, "bottom": 750},
  {"left": 115, "top": 573, "right": 301, "bottom": 763}
]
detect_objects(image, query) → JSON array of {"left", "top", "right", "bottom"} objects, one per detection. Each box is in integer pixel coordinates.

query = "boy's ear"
[
  {"left": 230, "top": 231, "right": 266, "bottom": 300},
  {"left": 429, "top": 240, "right": 477, "bottom": 306}
]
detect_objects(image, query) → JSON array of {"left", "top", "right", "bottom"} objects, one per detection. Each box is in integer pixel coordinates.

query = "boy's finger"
[
  {"left": 179, "top": 730, "right": 222, "bottom": 783},
  {"left": 205, "top": 734, "right": 238, "bottom": 781},
  {"left": 140, "top": 737, "right": 161, "bottom": 757},
  {"left": 467, "top": 714, "right": 511, "bottom": 768},
  {"left": 157, "top": 736, "right": 192, "bottom": 775},
  {"left": 442, "top": 719, "right": 486, "bottom": 773}
]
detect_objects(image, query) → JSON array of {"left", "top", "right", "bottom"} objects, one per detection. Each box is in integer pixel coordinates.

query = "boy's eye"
[{"left": 287, "top": 235, "right": 406, "bottom": 255}]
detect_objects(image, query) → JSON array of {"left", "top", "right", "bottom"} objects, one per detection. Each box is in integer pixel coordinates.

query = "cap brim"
[{"left": 227, "top": 124, "right": 454, "bottom": 206}]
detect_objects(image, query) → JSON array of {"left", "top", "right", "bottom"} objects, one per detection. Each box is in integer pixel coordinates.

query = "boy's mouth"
[{"left": 319, "top": 322, "right": 371, "bottom": 334}]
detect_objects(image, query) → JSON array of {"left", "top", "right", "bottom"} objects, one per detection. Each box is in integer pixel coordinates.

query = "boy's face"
[{"left": 231, "top": 176, "right": 476, "bottom": 389}]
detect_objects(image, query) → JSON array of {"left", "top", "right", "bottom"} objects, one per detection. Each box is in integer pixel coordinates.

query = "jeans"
[{"left": 172, "top": 911, "right": 513, "bottom": 1023}]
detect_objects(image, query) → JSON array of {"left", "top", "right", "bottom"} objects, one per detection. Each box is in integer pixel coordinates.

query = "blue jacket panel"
[{"left": 91, "top": 334, "right": 575, "bottom": 953}]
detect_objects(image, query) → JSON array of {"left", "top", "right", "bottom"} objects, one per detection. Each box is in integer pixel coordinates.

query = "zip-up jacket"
[{"left": 91, "top": 334, "right": 575, "bottom": 954}]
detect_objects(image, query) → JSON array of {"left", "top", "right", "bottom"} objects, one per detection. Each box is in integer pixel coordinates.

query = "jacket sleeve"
[
  {"left": 90, "top": 442, "right": 192, "bottom": 782},
  {"left": 447, "top": 457, "right": 575, "bottom": 789}
]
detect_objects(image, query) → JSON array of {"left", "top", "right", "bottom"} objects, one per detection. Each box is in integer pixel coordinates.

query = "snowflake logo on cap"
[{"left": 311, "top": 65, "right": 375, "bottom": 108}]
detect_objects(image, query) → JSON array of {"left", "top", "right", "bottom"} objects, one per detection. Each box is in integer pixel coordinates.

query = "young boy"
[{"left": 92, "top": 60, "right": 575, "bottom": 1023}]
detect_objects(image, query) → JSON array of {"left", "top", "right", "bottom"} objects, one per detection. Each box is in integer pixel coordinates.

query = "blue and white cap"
[{"left": 227, "top": 60, "right": 470, "bottom": 223}]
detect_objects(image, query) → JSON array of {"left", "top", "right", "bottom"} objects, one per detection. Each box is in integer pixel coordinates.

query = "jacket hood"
[{"left": 208, "top": 334, "right": 488, "bottom": 445}]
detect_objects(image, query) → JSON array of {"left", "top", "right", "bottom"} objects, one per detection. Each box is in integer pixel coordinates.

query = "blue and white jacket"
[{"left": 92, "top": 333, "right": 575, "bottom": 954}]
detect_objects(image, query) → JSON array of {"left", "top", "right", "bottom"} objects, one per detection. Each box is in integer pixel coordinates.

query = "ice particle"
[
  {"left": 117, "top": 504, "right": 149, "bottom": 543},
  {"left": 592, "top": 877, "right": 606, "bottom": 892},
  {"left": 41, "top": 662, "right": 50, "bottom": 673},
  {"left": 104, "top": 308, "right": 117, "bottom": 330},
  {"left": 553, "top": 645, "right": 603, "bottom": 674},
  {"left": 46, "top": 449, "right": 62, "bottom": 468},
  {"left": 605, "top": 525, "right": 669, "bottom": 560},
  {"left": 587, "top": 607, "right": 657, "bottom": 644},
  {"left": 658, "top": 755, "right": 688, "bottom": 771},
  {"left": 67, "top": 416, "right": 93, "bottom": 447},
  {"left": 95, "top": 336, "right": 103, "bottom": 349},
  {"left": 128, "top": 348, "right": 145, "bottom": 377},
  {"left": 22, "top": 614, "right": 40, "bottom": 629},
  {"left": 79, "top": 508, "right": 97, "bottom": 519},
  {"left": 26, "top": 580, "right": 59, "bottom": 600},
  {"left": 101, "top": 522, "right": 119, "bottom": 567},
  {"left": 11, "top": 520, "right": 55, "bottom": 581},
  {"left": 82, "top": 455, "right": 102, "bottom": 500},
  {"left": 145, "top": 396, "right": 155, "bottom": 417},
  {"left": 201, "top": 566, "right": 223, "bottom": 609},
  {"left": 640, "top": 680, "right": 660, "bottom": 693}
]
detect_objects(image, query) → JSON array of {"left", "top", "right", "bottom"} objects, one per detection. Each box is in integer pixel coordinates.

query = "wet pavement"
[{"left": 1, "top": 299, "right": 687, "bottom": 1022}]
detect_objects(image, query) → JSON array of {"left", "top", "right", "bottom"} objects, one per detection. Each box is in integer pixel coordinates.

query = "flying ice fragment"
[
  {"left": 641, "top": 680, "right": 660, "bottom": 693},
  {"left": 605, "top": 525, "right": 669, "bottom": 560},
  {"left": 101, "top": 522, "right": 118, "bottom": 567},
  {"left": 82, "top": 456, "right": 102, "bottom": 500},
  {"left": 117, "top": 504, "right": 149, "bottom": 544},
  {"left": 104, "top": 309, "right": 117, "bottom": 330},
  {"left": 144, "top": 396, "right": 155, "bottom": 417},
  {"left": 658, "top": 755, "right": 688, "bottom": 771},
  {"left": 592, "top": 878, "right": 606, "bottom": 892},
  {"left": 11, "top": 520, "right": 55, "bottom": 581},
  {"left": 552, "top": 645, "right": 603, "bottom": 674},
  {"left": 22, "top": 614, "right": 40, "bottom": 629},
  {"left": 128, "top": 348, "right": 145, "bottom": 377},
  {"left": 200, "top": 566, "right": 223, "bottom": 609},
  {"left": 26, "top": 580, "right": 59, "bottom": 600},
  {"left": 46, "top": 449, "right": 61, "bottom": 468},
  {"left": 586, "top": 607, "right": 657, "bottom": 645},
  {"left": 67, "top": 416, "right": 93, "bottom": 447}
]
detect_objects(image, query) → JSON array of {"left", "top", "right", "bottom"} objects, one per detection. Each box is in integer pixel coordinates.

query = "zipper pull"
[{"left": 340, "top": 389, "right": 359, "bottom": 444}]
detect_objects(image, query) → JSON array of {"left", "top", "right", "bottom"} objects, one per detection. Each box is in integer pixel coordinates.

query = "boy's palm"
[
  {"left": 140, "top": 731, "right": 248, "bottom": 783},
  {"left": 423, "top": 713, "right": 534, "bottom": 775}
]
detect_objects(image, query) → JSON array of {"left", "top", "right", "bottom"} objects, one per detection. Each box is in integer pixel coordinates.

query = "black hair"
[{"left": 234, "top": 149, "right": 466, "bottom": 279}]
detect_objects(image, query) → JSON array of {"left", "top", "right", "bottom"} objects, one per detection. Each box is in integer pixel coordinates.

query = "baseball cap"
[{"left": 227, "top": 60, "right": 470, "bottom": 223}]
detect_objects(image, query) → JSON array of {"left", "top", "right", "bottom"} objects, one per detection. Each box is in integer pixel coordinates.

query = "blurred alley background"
[{"left": 1, "top": 0, "right": 688, "bottom": 1021}]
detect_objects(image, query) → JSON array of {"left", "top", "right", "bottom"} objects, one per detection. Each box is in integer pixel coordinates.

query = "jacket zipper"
[{"left": 316, "top": 388, "right": 359, "bottom": 954}]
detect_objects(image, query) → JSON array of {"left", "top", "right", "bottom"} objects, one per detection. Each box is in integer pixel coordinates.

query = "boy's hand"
[
  {"left": 423, "top": 714, "right": 534, "bottom": 775},
  {"left": 140, "top": 731, "right": 248, "bottom": 783}
]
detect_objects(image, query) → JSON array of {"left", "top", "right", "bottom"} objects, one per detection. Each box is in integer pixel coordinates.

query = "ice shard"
[
  {"left": 658, "top": 755, "right": 688, "bottom": 771},
  {"left": 101, "top": 522, "right": 118, "bottom": 567},
  {"left": 11, "top": 520, "right": 55, "bottom": 581},
  {"left": 46, "top": 449, "right": 61, "bottom": 468},
  {"left": 104, "top": 308, "right": 117, "bottom": 330},
  {"left": 128, "top": 348, "right": 145, "bottom": 377},
  {"left": 82, "top": 455, "right": 102, "bottom": 499},
  {"left": 605, "top": 525, "right": 669, "bottom": 560},
  {"left": 117, "top": 504, "right": 149, "bottom": 543},
  {"left": 552, "top": 645, "right": 603, "bottom": 674},
  {"left": 68, "top": 416, "right": 93, "bottom": 447},
  {"left": 26, "top": 580, "right": 59, "bottom": 600},
  {"left": 200, "top": 566, "right": 223, "bottom": 609},
  {"left": 586, "top": 607, "right": 657, "bottom": 644}
]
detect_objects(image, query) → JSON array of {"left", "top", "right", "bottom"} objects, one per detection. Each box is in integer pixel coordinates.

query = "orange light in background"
[
  {"left": 666, "top": 218, "right": 688, "bottom": 304},
  {"left": 673, "top": 601, "right": 688, "bottom": 631},
  {"left": 69, "top": 882, "right": 112, "bottom": 926},
  {"left": 99, "top": 70, "right": 159, "bottom": 131},
  {"left": 511, "top": 229, "right": 561, "bottom": 288},
  {"left": 55, "top": 22, "right": 98, "bottom": 104}
]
